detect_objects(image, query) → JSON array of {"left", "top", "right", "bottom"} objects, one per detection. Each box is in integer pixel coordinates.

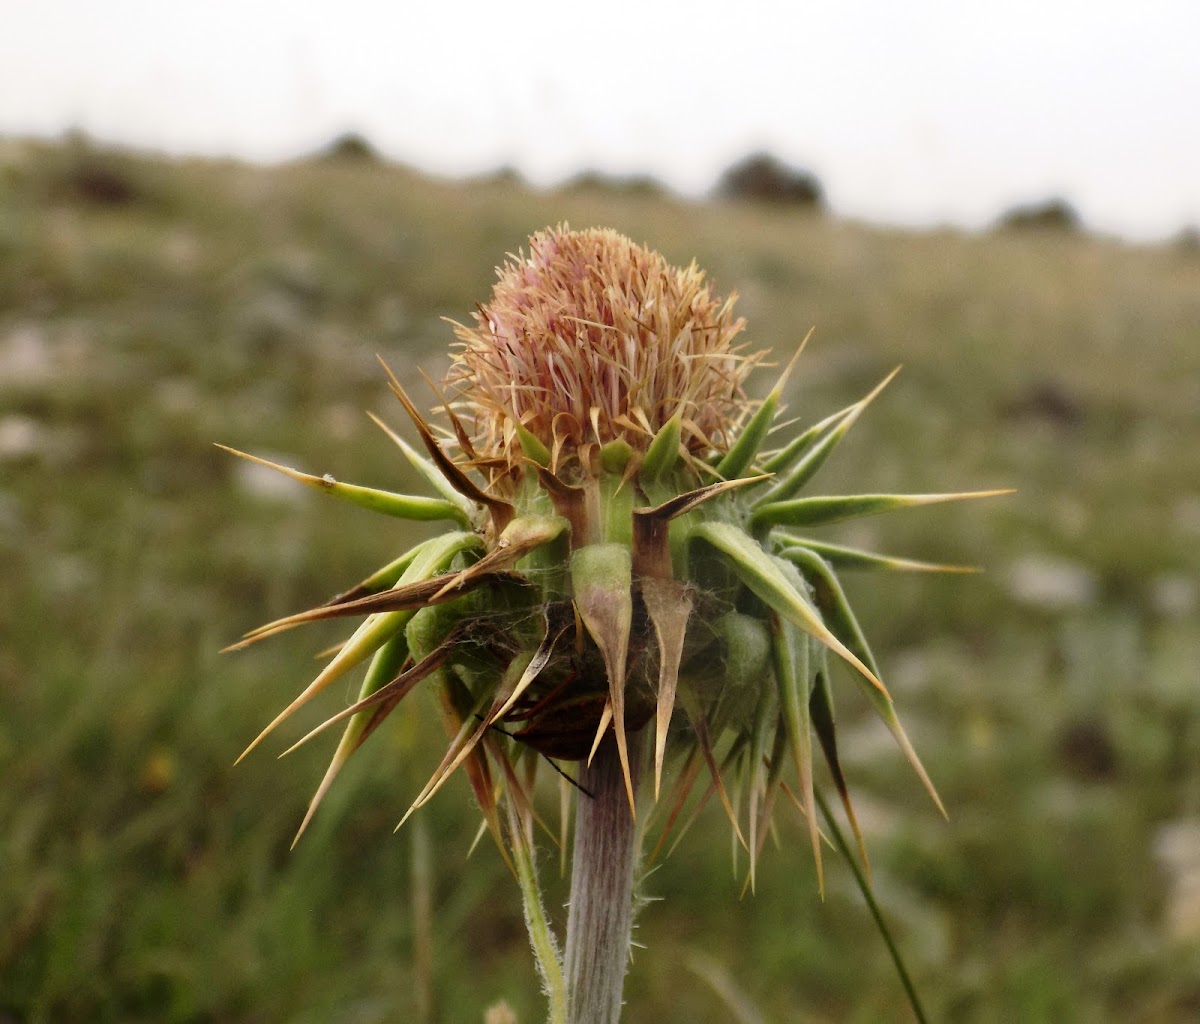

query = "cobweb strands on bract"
[{"left": 222, "top": 223, "right": 1009, "bottom": 1015}]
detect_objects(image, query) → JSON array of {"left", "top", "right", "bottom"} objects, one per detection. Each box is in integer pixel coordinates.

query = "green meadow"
[{"left": 2, "top": 138, "right": 1199, "bottom": 1022}]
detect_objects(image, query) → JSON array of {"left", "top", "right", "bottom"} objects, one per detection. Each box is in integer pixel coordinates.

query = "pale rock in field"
[
  {"left": 239, "top": 290, "right": 306, "bottom": 344},
  {"left": 887, "top": 647, "right": 934, "bottom": 693},
  {"left": 838, "top": 789, "right": 901, "bottom": 840},
  {"left": 1173, "top": 495, "right": 1200, "bottom": 536},
  {"left": 1150, "top": 573, "right": 1197, "bottom": 619},
  {"left": 0, "top": 415, "right": 44, "bottom": 461},
  {"left": 839, "top": 715, "right": 909, "bottom": 769},
  {"left": 162, "top": 228, "right": 200, "bottom": 272},
  {"left": 1154, "top": 819, "right": 1200, "bottom": 942},
  {"left": 49, "top": 552, "right": 97, "bottom": 596},
  {"left": 1007, "top": 555, "right": 1098, "bottom": 610},
  {"left": 155, "top": 376, "right": 202, "bottom": 416},
  {"left": 0, "top": 323, "right": 52, "bottom": 387}
]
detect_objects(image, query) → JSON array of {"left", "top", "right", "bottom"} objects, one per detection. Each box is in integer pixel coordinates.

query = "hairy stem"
[
  {"left": 505, "top": 796, "right": 567, "bottom": 1024},
  {"left": 564, "top": 731, "right": 644, "bottom": 1024}
]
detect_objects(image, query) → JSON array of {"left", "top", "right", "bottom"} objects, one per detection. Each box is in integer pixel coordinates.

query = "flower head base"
[
  {"left": 223, "top": 225, "right": 1008, "bottom": 902},
  {"left": 447, "top": 225, "right": 758, "bottom": 481}
]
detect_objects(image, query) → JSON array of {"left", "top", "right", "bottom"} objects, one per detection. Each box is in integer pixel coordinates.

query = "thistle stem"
[
  {"left": 564, "top": 731, "right": 644, "bottom": 1024},
  {"left": 505, "top": 797, "right": 567, "bottom": 1024}
]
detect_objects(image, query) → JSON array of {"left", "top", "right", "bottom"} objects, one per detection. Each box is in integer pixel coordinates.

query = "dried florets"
[{"left": 446, "top": 225, "right": 761, "bottom": 470}]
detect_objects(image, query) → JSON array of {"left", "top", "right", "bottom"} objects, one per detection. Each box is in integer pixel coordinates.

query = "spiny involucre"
[{"left": 223, "top": 223, "right": 1008, "bottom": 888}]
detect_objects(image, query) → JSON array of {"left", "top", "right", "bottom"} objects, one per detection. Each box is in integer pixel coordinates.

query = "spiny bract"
[{"left": 224, "top": 224, "right": 1005, "bottom": 889}]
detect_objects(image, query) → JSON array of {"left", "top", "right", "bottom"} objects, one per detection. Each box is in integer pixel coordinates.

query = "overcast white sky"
[{"left": 2, "top": 0, "right": 1197, "bottom": 239}]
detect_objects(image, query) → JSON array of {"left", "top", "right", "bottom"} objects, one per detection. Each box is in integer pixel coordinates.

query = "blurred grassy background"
[{"left": 2, "top": 136, "right": 1199, "bottom": 1023}]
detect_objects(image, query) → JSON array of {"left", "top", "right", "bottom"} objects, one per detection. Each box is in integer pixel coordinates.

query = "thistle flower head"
[
  {"left": 447, "top": 225, "right": 757, "bottom": 477},
  {"left": 224, "top": 224, "right": 1008, "bottom": 900}
]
